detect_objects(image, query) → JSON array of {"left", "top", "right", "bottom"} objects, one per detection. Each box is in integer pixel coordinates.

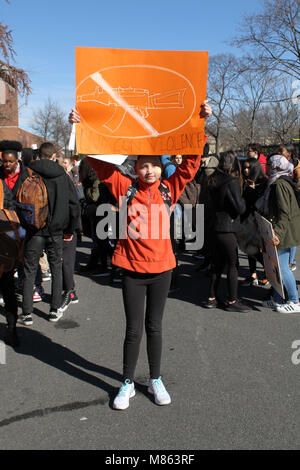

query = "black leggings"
[
  {"left": 209, "top": 232, "right": 239, "bottom": 302},
  {"left": 248, "top": 253, "right": 265, "bottom": 276},
  {"left": 122, "top": 269, "right": 172, "bottom": 382}
]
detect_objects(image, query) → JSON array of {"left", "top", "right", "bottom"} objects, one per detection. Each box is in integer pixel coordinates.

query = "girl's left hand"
[{"left": 200, "top": 100, "right": 212, "bottom": 119}]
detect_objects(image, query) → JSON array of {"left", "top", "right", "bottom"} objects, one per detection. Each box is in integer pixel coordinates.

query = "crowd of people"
[{"left": 0, "top": 100, "right": 299, "bottom": 411}]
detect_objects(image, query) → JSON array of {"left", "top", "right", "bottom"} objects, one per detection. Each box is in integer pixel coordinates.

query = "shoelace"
[
  {"left": 119, "top": 380, "right": 132, "bottom": 396},
  {"left": 151, "top": 377, "right": 165, "bottom": 392},
  {"left": 61, "top": 292, "right": 70, "bottom": 308}
]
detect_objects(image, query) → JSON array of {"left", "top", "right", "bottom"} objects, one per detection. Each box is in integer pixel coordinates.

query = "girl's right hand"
[{"left": 69, "top": 108, "right": 80, "bottom": 124}]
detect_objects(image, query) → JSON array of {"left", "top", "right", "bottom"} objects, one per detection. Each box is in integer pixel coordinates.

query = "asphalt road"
[{"left": 0, "top": 239, "right": 299, "bottom": 450}]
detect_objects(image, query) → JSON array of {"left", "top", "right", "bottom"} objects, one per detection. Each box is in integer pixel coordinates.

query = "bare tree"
[
  {"left": 206, "top": 54, "right": 243, "bottom": 155},
  {"left": 232, "top": 0, "right": 300, "bottom": 80},
  {"left": 31, "top": 98, "right": 71, "bottom": 152},
  {"left": 228, "top": 66, "right": 275, "bottom": 146},
  {"left": 0, "top": 0, "right": 31, "bottom": 98},
  {"left": 261, "top": 79, "right": 300, "bottom": 143}
]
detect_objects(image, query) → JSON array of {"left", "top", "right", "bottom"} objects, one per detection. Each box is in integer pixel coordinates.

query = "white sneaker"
[
  {"left": 148, "top": 377, "right": 171, "bottom": 406},
  {"left": 48, "top": 309, "right": 63, "bottom": 323},
  {"left": 262, "top": 298, "right": 281, "bottom": 309},
  {"left": 276, "top": 302, "right": 300, "bottom": 314},
  {"left": 113, "top": 380, "right": 135, "bottom": 410}
]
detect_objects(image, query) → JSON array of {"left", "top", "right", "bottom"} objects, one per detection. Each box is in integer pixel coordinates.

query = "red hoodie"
[{"left": 87, "top": 155, "right": 202, "bottom": 273}]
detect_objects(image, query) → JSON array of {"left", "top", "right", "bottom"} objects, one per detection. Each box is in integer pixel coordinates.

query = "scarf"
[
  {"left": 4, "top": 162, "right": 21, "bottom": 190},
  {"left": 258, "top": 155, "right": 294, "bottom": 216}
]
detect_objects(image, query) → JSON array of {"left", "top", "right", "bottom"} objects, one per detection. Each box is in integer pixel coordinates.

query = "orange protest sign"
[{"left": 75, "top": 47, "right": 208, "bottom": 155}]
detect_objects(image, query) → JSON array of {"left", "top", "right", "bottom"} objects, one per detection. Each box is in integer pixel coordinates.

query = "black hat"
[{"left": 0, "top": 140, "right": 22, "bottom": 158}]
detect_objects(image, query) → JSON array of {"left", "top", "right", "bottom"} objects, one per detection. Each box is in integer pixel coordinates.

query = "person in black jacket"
[
  {"left": 0, "top": 179, "right": 20, "bottom": 347},
  {"left": 204, "top": 151, "right": 250, "bottom": 312},
  {"left": 0, "top": 141, "right": 44, "bottom": 301},
  {"left": 20, "top": 142, "right": 80, "bottom": 325}
]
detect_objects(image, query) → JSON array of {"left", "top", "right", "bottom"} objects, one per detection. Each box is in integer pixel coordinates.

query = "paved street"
[{"left": 0, "top": 238, "right": 299, "bottom": 450}]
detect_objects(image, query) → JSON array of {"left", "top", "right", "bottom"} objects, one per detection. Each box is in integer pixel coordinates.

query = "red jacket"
[
  {"left": 87, "top": 155, "right": 202, "bottom": 273},
  {"left": 259, "top": 153, "right": 267, "bottom": 174}
]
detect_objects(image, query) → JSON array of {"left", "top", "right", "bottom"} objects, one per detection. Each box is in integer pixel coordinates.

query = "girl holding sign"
[{"left": 69, "top": 100, "right": 211, "bottom": 409}]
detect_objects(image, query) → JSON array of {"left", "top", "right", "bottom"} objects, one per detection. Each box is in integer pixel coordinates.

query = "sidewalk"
[{"left": 0, "top": 240, "right": 299, "bottom": 450}]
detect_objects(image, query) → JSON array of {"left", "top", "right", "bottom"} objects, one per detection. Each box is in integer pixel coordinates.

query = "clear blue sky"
[{"left": 2, "top": 0, "right": 263, "bottom": 131}]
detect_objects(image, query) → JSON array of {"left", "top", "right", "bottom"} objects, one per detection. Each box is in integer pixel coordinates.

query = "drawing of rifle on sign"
[
  {"left": 75, "top": 47, "right": 208, "bottom": 155},
  {"left": 255, "top": 213, "right": 284, "bottom": 298},
  {"left": 78, "top": 83, "right": 186, "bottom": 133}
]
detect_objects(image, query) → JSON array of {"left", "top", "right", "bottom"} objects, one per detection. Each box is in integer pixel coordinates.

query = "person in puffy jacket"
[{"left": 204, "top": 150, "right": 249, "bottom": 312}]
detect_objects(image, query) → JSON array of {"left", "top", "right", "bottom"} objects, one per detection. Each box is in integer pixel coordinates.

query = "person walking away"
[
  {"left": 20, "top": 142, "right": 79, "bottom": 325},
  {"left": 204, "top": 151, "right": 250, "bottom": 312}
]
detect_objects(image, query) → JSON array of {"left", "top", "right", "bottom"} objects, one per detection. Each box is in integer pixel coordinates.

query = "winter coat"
[
  {"left": 268, "top": 177, "right": 300, "bottom": 250},
  {"left": 178, "top": 179, "right": 200, "bottom": 207},
  {"left": 209, "top": 170, "right": 246, "bottom": 233},
  {"left": 29, "top": 159, "right": 80, "bottom": 236},
  {"left": 0, "top": 162, "right": 30, "bottom": 199},
  {"left": 293, "top": 159, "right": 300, "bottom": 190},
  {"left": 87, "top": 155, "right": 202, "bottom": 273},
  {"left": 242, "top": 177, "right": 268, "bottom": 220}
]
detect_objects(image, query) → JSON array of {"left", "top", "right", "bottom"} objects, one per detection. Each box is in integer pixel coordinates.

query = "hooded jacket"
[
  {"left": 209, "top": 170, "right": 246, "bottom": 233},
  {"left": 87, "top": 155, "right": 202, "bottom": 273},
  {"left": 29, "top": 159, "right": 80, "bottom": 236}
]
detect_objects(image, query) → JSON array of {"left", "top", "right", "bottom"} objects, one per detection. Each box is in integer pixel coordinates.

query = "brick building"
[{"left": 0, "top": 77, "right": 44, "bottom": 148}]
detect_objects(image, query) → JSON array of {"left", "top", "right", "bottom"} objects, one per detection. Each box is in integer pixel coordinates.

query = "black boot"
[
  {"left": 4, "top": 311, "right": 20, "bottom": 348},
  {"left": 4, "top": 327, "right": 20, "bottom": 347}
]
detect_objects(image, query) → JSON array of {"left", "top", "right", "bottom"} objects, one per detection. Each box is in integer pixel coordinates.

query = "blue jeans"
[
  {"left": 273, "top": 249, "right": 299, "bottom": 303},
  {"left": 289, "top": 246, "right": 296, "bottom": 264}
]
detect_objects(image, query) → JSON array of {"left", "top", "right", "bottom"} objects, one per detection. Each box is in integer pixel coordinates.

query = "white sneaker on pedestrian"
[
  {"left": 113, "top": 380, "right": 135, "bottom": 410},
  {"left": 48, "top": 309, "right": 63, "bottom": 322},
  {"left": 276, "top": 302, "right": 300, "bottom": 314},
  {"left": 148, "top": 376, "right": 171, "bottom": 406},
  {"left": 20, "top": 314, "right": 33, "bottom": 326}
]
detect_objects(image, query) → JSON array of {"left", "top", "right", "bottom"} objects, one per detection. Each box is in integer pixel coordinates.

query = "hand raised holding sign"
[{"left": 69, "top": 100, "right": 212, "bottom": 124}]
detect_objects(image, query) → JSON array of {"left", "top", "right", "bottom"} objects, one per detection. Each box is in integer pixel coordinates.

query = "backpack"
[
  {"left": 16, "top": 168, "right": 49, "bottom": 231},
  {"left": 0, "top": 180, "right": 25, "bottom": 276}
]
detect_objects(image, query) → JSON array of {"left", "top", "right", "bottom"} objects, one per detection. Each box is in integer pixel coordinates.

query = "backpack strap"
[
  {"left": 158, "top": 182, "right": 172, "bottom": 209},
  {"left": 125, "top": 180, "right": 172, "bottom": 211},
  {"left": 125, "top": 179, "right": 139, "bottom": 206},
  {"left": 0, "top": 180, "right": 3, "bottom": 210}
]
